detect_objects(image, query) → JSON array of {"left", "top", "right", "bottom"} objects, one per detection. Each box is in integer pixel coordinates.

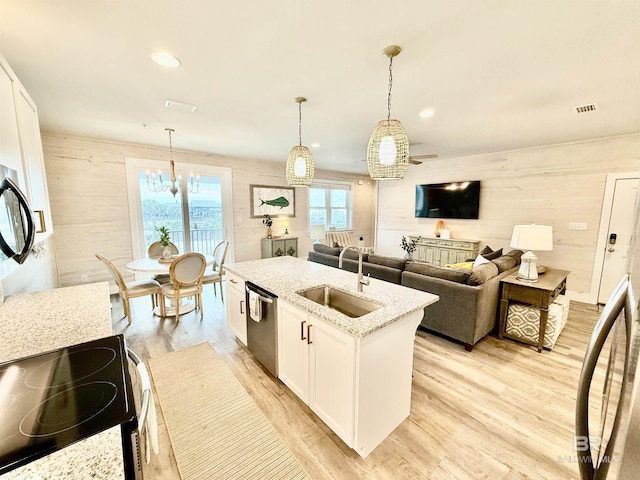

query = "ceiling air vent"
[
  {"left": 575, "top": 103, "right": 598, "bottom": 114},
  {"left": 164, "top": 99, "right": 198, "bottom": 112}
]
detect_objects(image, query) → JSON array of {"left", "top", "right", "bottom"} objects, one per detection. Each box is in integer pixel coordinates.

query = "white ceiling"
[{"left": 1, "top": 0, "right": 639, "bottom": 174}]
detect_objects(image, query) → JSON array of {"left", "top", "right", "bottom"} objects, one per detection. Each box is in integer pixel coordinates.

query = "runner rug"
[{"left": 148, "top": 343, "right": 309, "bottom": 479}]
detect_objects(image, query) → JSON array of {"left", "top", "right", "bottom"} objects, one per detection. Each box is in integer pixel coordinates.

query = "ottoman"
[{"left": 505, "top": 294, "right": 570, "bottom": 349}]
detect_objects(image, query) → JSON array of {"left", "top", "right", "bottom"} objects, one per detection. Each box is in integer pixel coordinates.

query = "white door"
[{"left": 597, "top": 177, "right": 639, "bottom": 304}]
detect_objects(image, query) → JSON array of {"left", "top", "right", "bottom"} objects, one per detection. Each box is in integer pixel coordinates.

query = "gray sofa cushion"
[
  {"left": 405, "top": 261, "right": 471, "bottom": 284},
  {"left": 492, "top": 255, "right": 517, "bottom": 273},
  {"left": 342, "top": 249, "right": 369, "bottom": 262},
  {"left": 313, "top": 243, "right": 341, "bottom": 256},
  {"left": 482, "top": 248, "right": 503, "bottom": 260},
  {"left": 308, "top": 251, "right": 340, "bottom": 268},
  {"left": 368, "top": 254, "right": 407, "bottom": 270},
  {"left": 504, "top": 249, "right": 524, "bottom": 265},
  {"left": 467, "top": 262, "right": 499, "bottom": 285}
]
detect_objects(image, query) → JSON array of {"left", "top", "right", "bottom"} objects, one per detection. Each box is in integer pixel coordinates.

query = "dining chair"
[
  {"left": 95, "top": 253, "right": 162, "bottom": 324},
  {"left": 160, "top": 252, "right": 207, "bottom": 320},
  {"left": 148, "top": 241, "right": 179, "bottom": 284},
  {"left": 201, "top": 240, "right": 229, "bottom": 301}
]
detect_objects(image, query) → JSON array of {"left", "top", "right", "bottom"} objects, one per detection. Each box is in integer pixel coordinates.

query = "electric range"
[{"left": 0, "top": 334, "right": 137, "bottom": 476}]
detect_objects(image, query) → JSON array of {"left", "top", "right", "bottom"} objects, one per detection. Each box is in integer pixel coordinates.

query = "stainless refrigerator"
[{"left": 576, "top": 184, "right": 640, "bottom": 479}]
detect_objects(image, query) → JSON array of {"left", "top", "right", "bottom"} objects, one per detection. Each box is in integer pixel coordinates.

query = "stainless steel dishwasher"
[{"left": 245, "top": 281, "right": 278, "bottom": 377}]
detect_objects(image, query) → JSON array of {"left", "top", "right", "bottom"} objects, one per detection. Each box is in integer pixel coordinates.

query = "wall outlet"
[
  {"left": 80, "top": 274, "right": 88, "bottom": 283},
  {"left": 568, "top": 222, "right": 588, "bottom": 231}
]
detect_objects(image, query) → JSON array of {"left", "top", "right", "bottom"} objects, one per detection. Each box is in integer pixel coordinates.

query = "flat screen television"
[{"left": 415, "top": 181, "right": 481, "bottom": 219}]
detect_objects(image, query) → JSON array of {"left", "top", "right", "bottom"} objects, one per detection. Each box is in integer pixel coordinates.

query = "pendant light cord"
[
  {"left": 387, "top": 56, "right": 393, "bottom": 121},
  {"left": 298, "top": 101, "right": 303, "bottom": 146}
]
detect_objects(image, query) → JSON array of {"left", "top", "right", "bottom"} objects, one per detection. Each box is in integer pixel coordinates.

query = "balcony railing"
[{"left": 145, "top": 228, "right": 224, "bottom": 256}]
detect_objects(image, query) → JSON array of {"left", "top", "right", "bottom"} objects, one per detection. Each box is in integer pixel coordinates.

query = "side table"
[{"left": 498, "top": 268, "right": 570, "bottom": 352}]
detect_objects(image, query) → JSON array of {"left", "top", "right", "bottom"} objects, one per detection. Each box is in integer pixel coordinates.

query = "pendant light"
[
  {"left": 366, "top": 45, "right": 409, "bottom": 180},
  {"left": 286, "top": 97, "right": 315, "bottom": 187}
]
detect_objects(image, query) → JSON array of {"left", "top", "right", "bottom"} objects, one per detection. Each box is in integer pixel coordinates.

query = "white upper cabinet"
[{"left": 1, "top": 53, "right": 52, "bottom": 241}]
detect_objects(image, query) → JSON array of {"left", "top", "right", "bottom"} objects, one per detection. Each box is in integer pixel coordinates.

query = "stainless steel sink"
[{"left": 296, "top": 285, "right": 383, "bottom": 318}]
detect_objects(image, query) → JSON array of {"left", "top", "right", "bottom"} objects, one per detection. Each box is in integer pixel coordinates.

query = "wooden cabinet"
[
  {"left": 410, "top": 236, "right": 480, "bottom": 265},
  {"left": 278, "top": 300, "right": 355, "bottom": 446},
  {"left": 225, "top": 271, "right": 247, "bottom": 345},
  {"left": 261, "top": 237, "right": 298, "bottom": 258}
]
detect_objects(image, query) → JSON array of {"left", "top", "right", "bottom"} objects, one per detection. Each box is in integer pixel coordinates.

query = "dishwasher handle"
[{"left": 245, "top": 285, "right": 274, "bottom": 304}]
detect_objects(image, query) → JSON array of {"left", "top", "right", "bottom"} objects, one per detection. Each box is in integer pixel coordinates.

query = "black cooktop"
[{"left": 0, "top": 334, "right": 136, "bottom": 475}]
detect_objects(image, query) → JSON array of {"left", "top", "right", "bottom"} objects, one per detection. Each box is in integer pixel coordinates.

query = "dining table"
[{"left": 126, "top": 254, "right": 214, "bottom": 317}]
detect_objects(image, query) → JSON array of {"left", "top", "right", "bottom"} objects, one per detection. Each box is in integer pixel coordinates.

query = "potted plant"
[
  {"left": 155, "top": 226, "right": 172, "bottom": 260},
  {"left": 400, "top": 235, "right": 420, "bottom": 260},
  {"left": 263, "top": 214, "right": 273, "bottom": 239}
]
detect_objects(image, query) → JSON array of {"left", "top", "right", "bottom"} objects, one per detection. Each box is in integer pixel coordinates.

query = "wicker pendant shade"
[
  {"left": 286, "top": 97, "right": 314, "bottom": 187},
  {"left": 366, "top": 45, "right": 409, "bottom": 180}
]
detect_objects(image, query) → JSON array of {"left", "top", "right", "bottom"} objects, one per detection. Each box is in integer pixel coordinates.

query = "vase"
[
  {"left": 404, "top": 252, "right": 413, "bottom": 260},
  {"left": 161, "top": 245, "right": 173, "bottom": 260},
  {"left": 266, "top": 226, "right": 272, "bottom": 239}
]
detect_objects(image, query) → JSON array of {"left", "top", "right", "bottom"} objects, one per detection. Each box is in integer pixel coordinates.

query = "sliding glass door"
[{"left": 125, "top": 158, "right": 234, "bottom": 262}]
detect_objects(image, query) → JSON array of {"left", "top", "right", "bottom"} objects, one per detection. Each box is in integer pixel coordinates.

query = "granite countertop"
[
  {"left": 225, "top": 256, "right": 439, "bottom": 337},
  {"left": 0, "top": 282, "right": 125, "bottom": 480}
]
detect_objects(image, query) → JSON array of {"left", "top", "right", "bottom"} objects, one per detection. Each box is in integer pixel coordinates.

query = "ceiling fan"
[{"left": 357, "top": 153, "right": 438, "bottom": 166}]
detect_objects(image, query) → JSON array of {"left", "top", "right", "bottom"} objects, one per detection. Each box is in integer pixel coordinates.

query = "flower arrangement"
[
  {"left": 155, "top": 226, "right": 171, "bottom": 247},
  {"left": 262, "top": 214, "right": 273, "bottom": 228},
  {"left": 400, "top": 235, "right": 420, "bottom": 256}
]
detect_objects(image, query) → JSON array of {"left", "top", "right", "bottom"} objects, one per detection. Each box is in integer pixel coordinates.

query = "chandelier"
[
  {"left": 366, "top": 45, "right": 409, "bottom": 180},
  {"left": 146, "top": 128, "right": 200, "bottom": 197},
  {"left": 286, "top": 97, "right": 315, "bottom": 187}
]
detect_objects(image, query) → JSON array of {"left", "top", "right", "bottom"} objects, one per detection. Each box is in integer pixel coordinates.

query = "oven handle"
[
  {"left": 127, "top": 348, "right": 151, "bottom": 432},
  {"left": 245, "top": 286, "right": 274, "bottom": 304}
]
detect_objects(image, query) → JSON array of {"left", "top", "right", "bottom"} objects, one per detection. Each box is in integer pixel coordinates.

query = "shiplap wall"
[
  {"left": 376, "top": 133, "right": 640, "bottom": 301},
  {"left": 42, "top": 133, "right": 375, "bottom": 288}
]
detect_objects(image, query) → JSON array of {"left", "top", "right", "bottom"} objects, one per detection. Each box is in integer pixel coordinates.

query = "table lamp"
[
  {"left": 509, "top": 224, "right": 553, "bottom": 282},
  {"left": 282, "top": 220, "right": 289, "bottom": 236},
  {"left": 310, "top": 224, "right": 326, "bottom": 244}
]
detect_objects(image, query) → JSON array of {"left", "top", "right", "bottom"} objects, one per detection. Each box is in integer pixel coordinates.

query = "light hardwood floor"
[{"left": 113, "top": 284, "right": 601, "bottom": 480}]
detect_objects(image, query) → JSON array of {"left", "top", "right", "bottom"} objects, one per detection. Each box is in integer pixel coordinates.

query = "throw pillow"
[
  {"left": 445, "top": 261, "right": 474, "bottom": 269},
  {"left": 479, "top": 245, "right": 494, "bottom": 256},
  {"left": 313, "top": 243, "right": 341, "bottom": 256},
  {"left": 333, "top": 241, "right": 342, "bottom": 248},
  {"left": 467, "top": 262, "right": 499, "bottom": 285},
  {"left": 482, "top": 248, "right": 503, "bottom": 260},
  {"left": 405, "top": 262, "right": 471, "bottom": 284},
  {"left": 473, "top": 254, "right": 491, "bottom": 268},
  {"left": 504, "top": 249, "right": 524, "bottom": 265}
]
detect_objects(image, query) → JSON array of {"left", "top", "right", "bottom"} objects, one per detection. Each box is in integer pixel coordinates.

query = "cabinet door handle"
[
  {"left": 34, "top": 210, "right": 46, "bottom": 233},
  {"left": 240, "top": 300, "right": 244, "bottom": 314},
  {"left": 307, "top": 324, "right": 313, "bottom": 345},
  {"left": 229, "top": 278, "right": 238, "bottom": 284},
  {"left": 300, "top": 320, "right": 307, "bottom": 340}
]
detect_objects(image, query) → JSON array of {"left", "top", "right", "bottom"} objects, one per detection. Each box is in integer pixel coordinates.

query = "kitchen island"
[
  {"left": 224, "top": 256, "right": 439, "bottom": 457},
  {"left": 0, "top": 283, "right": 125, "bottom": 479}
]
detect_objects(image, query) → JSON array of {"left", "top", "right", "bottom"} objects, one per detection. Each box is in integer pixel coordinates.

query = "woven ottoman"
[{"left": 505, "top": 294, "right": 570, "bottom": 349}]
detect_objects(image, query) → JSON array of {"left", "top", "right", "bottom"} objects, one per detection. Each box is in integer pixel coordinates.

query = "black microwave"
[{"left": 0, "top": 176, "right": 35, "bottom": 264}]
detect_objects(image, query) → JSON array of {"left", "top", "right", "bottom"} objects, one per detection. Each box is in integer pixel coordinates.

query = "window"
[{"left": 309, "top": 182, "right": 353, "bottom": 230}]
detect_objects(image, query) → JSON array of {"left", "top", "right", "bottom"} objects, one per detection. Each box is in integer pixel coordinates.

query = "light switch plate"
[{"left": 568, "top": 222, "right": 587, "bottom": 231}]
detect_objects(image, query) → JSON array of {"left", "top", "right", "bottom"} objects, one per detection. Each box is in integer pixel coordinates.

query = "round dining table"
[{"left": 126, "top": 254, "right": 215, "bottom": 317}]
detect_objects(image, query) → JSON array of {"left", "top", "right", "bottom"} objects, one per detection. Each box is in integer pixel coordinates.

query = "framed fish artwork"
[{"left": 250, "top": 184, "right": 296, "bottom": 218}]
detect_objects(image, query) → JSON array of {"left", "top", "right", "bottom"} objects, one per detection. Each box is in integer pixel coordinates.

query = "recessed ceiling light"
[
  {"left": 310, "top": 143, "right": 321, "bottom": 149},
  {"left": 164, "top": 99, "right": 198, "bottom": 112},
  {"left": 419, "top": 108, "right": 435, "bottom": 119},
  {"left": 151, "top": 51, "right": 181, "bottom": 68}
]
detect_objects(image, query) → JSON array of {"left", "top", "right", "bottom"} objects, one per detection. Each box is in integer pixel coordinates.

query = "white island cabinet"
[
  {"left": 225, "top": 270, "right": 247, "bottom": 345},
  {"left": 225, "top": 256, "right": 439, "bottom": 458}
]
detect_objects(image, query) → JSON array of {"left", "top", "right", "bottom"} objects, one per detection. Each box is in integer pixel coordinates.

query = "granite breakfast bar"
[{"left": 224, "top": 256, "right": 439, "bottom": 457}]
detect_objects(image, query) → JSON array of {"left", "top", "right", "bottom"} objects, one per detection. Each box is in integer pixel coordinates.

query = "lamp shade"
[
  {"left": 510, "top": 224, "right": 553, "bottom": 251},
  {"left": 310, "top": 224, "right": 326, "bottom": 242},
  {"left": 286, "top": 146, "right": 314, "bottom": 186},
  {"left": 366, "top": 119, "right": 409, "bottom": 180}
]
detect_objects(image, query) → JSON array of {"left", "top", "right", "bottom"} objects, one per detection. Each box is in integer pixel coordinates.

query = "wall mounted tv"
[{"left": 415, "top": 181, "right": 481, "bottom": 219}]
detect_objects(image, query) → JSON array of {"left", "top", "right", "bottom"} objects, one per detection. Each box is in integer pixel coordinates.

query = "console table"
[
  {"left": 261, "top": 237, "right": 298, "bottom": 258},
  {"left": 498, "top": 268, "right": 570, "bottom": 352},
  {"left": 409, "top": 236, "right": 480, "bottom": 266}
]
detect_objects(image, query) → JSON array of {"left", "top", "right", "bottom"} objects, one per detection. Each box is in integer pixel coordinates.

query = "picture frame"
[{"left": 250, "top": 184, "right": 296, "bottom": 218}]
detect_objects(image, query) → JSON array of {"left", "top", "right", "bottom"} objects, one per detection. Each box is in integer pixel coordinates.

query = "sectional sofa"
[{"left": 307, "top": 244, "right": 523, "bottom": 350}]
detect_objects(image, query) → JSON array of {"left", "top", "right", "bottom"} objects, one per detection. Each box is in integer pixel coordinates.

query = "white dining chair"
[
  {"left": 95, "top": 253, "right": 162, "bottom": 323},
  {"left": 201, "top": 241, "right": 229, "bottom": 301},
  {"left": 160, "top": 252, "right": 206, "bottom": 320}
]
